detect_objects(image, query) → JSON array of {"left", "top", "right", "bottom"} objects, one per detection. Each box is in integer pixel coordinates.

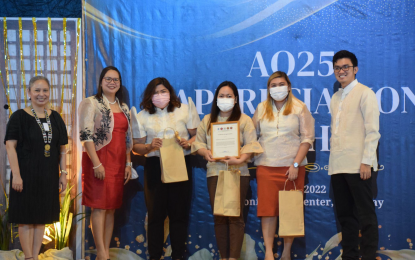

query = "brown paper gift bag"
[
  {"left": 278, "top": 179, "right": 305, "bottom": 237},
  {"left": 214, "top": 163, "right": 240, "bottom": 217},
  {"left": 159, "top": 127, "right": 188, "bottom": 183}
]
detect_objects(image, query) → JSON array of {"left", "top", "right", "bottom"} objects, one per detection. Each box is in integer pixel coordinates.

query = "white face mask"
[
  {"left": 217, "top": 98, "right": 235, "bottom": 112},
  {"left": 270, "top": 86, "right": 289, "bottom": 101}
]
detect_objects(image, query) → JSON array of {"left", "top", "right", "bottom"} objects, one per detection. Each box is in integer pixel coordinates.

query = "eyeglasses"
[
  {"left": 103, "top": 77, "right": 120, "bottom": 83},
  {"left": 334, "top": 65, "right": 354, "bottom": 72}
]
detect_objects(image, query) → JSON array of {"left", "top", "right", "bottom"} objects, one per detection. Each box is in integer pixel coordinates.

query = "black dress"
[{"left": 4, "top": 109, "right": 68, "bottom": 224}]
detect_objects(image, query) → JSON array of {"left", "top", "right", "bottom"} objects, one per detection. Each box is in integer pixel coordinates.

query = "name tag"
[{"left": 43, "top": 123, "right": 50, "bottom": 131}]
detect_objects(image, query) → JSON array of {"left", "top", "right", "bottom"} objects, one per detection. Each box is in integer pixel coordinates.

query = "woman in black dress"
[{"left": 4, "top": 76, "right": 68, "bottom": 260}]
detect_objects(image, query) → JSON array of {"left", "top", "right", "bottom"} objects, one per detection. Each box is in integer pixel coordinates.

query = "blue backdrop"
[{"left": 83, "top": 0, "right": 415, "bottom": 259}]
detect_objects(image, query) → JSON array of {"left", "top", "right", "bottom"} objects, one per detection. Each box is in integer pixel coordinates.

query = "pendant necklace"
[
  {"left": 104, "top": 94, "right": 117, "bottom": 105},
  {"left": 31, "top": 105, "right": 52, "bottom": 157}
]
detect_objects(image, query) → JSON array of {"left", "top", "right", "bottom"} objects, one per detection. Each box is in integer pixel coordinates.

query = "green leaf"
[
  {"left": 188, "top": 248, "right": 213, "bottom": 260},
  {"left": 322, "top": 232, "right": 342, "bottom": 256},
  {"left": 75, "top": 214, "right": 89, "bottom": 222},
  {"left": 54, "top": 222, "right": 61, "bottom": 247},
  {"left": 61, "top": 186, "right": 73, "bottom": 238},
  {"left": 305, "top": 244, "right": 320, "bottom": 260},
  {"left": 62, "top": 213, "right": 73, "bottom": 250},
  {"left": 377, "top": 249, "right": 415, "bottom": 260}
]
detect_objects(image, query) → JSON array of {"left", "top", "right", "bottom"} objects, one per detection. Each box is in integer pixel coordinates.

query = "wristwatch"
[
  {"left": 126, "top": 162, "right": 132, "bottom": 167},
  {"left": 293, "top": 162, "right": 299, "bottom": 168}
]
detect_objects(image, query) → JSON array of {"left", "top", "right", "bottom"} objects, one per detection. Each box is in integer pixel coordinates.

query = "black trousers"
[
  {"left": 331, "top": 173, "right": 378, "bottom": 260},
  {"left": 144, "top": 156, "right": 193, "bottom": 260}
]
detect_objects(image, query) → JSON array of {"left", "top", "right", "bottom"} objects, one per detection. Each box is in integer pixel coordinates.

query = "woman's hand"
[
  {"left": 124, "top": 166, "right": 132, "bottom": 185},
  {"left": 59, "top": 174, "right": 68, "bottom": 193},
  {"left": 151, "top": 138, "right": 163, "bottom": 149},
  {"left": 203, "top": 149, "right": 215, "bottom": 162},
  {"left": 285, "top": 165, "right": 299, "bottom": 181},
  {"left": 178, "top": 139, "right": 191, "bottom": 150},
  {"left": 221, "top": 156, "right": 243, "bottom": 165},
  {"left": 12, "top": 175, "right": 23, "bottom": 192},
  {"left": 94, "top": 164, "right": 105, "bottom": 180}
]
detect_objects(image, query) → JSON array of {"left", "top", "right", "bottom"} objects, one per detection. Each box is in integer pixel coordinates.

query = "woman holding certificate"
[
  {"left": 192, "top": 81, "right": 263, "bottom": 260},
  {"left": 253, "top": 71, "right": 315, "bottom": 260},
  {"left": 131, "top": 77, "right": 200, "bottom": 260}
]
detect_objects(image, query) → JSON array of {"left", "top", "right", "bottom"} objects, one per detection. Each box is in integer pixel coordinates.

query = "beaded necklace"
[{"left": 30, "top": 105, "right": 52, "bottom": 157}]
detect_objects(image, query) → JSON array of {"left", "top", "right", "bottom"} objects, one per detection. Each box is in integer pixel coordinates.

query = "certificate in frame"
[{"left": 210, "top": 121, "right": 240, "bottom": 160}]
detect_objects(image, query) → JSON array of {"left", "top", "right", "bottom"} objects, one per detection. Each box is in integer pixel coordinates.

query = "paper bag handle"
[
  {"left": 163, "top": 127, "right": 181, "bottom": 141},
  {"left": 283, "top": 179, "right": 297, "bottom": 191}
]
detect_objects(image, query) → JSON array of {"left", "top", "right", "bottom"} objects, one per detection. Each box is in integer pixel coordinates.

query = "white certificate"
[{"left": 211, "top": 121, "right": 240, "bottom": 160}]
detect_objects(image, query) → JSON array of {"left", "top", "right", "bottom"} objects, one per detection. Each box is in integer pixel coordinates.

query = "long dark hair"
[
  {"left": 140, "top": 77, "right": 181, "bottom": 114},
  {"left": 95, "top": 66, "right": 125, "bottom": 104},
  {"left": 207, "top": 81, "right": 241, "bottom": 133}
]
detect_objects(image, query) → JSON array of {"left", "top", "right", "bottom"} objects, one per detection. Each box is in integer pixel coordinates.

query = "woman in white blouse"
[
  {"left": 253, "top": 71, "right": 315, "bottom": 260},
  {"left": 131, "top": 77, "right": 200, "bottom": 260},
  {"left": 192, "top": 81, "right": 263, "bottom": 260}
]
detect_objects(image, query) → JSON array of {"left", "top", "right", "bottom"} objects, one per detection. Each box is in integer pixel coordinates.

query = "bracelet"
[
  {"left": 60, "top": 169, "right": 68, "bottom": 175},
  {"left": 60, "top": 152, "right": 66, "bottom": 155},
  {"left": 93, "top": 163, "right": 102, "bottom": 170},
  {"left": 126, "top": 162, "right": 132, "bottom": 167}
]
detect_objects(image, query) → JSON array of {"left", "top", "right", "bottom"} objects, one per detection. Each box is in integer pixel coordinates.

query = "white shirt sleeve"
[
  {"left": 360, "top": 89, "right": 381, "bottom": 165},
  {"left": 186, "top": 97, "right": 201, "bottom": 129},
  {"left": 131, "top": 107, "right": 147, "bottom": 139}
]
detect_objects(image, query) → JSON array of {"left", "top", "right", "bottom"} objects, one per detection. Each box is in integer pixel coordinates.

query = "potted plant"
[{"left": 44, "top": 184, "right": 81, "bottom": 249}]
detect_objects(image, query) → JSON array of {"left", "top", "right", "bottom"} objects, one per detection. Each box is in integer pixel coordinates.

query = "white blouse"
[
  {"left": 131, "top": 97, "right": 200, "bottom": 157},
  {"left": 253, "top": 98, "right": 315, "bottom": 167}
]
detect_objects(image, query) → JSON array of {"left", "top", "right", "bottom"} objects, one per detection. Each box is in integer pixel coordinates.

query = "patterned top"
[
  {"left": 192, "top": 113, "right": 263, "bottom": 177},
  {"left": 252, "top": 98, "right": 315, "bottom": 167},
  {"left": 131, "top": 97, "right": 201, "bottom": 157},
  {"left": 78, "top": 95, "right": 133, "bottom": 152}
]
